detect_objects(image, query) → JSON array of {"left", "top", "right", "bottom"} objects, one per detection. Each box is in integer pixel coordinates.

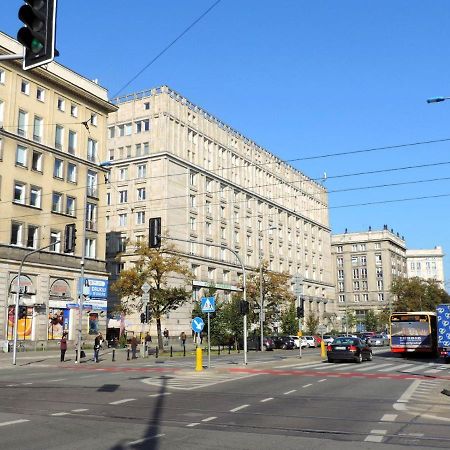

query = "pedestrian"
[
  {"left": 130, "top": 335, "right": 138, "bottom": 359},
  {"left": 163, "top": 328, "right": 169, "bottom": 346},
  {"left": 200, "top": 331, "right": 204, "bottom": 344},
  {"left": 94, "top": 332, "right": 102, "bottom": 363},
  {"left": 180, "top": 331, "right": 186, "bottom": 347},
  {"left": 60, "top": 332, "right": 68, "bottom": 362}
]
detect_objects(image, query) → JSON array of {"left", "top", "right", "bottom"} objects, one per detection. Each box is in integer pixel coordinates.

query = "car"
[
  {"left": 327, "top": 337, "right": 373, "bottom": 363},
  {"left": 271, "top": 336, "right": 296, "bottom": 350},
  {"left": 322, "top": 335, "right": 334, "bottom": 345},
  {"left": 303, "top": 336, "right": 317, "bottom": 348},
  {"left": 289, "top": 335, "right": 308, "bottom": 349},
  {"left": 244, "top": 336, "right": 275, "bottom": 351},
  {"left": 368, "top": 334, "right": 390, "bottom": 347}
]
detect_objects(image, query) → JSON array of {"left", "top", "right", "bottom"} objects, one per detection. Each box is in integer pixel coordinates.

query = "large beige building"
[
  {"left": 406, "top": 246, "right": 445, "bottom": 288},
  {"left": 331, "top": 226, "right": 407, "bottom": 331},
  {"left": 106, "top": 86, "right": 335, "bottom": 336},
  {"left": 0, "top": 32, "right": 116, "bottom": 347}
]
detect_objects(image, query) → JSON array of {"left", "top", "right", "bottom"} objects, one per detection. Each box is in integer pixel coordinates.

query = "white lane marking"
[
  {"left": 353, "top": 363, "right": 393, "bottom": 372},
  {"left": 275, "top": 362, "right": 327, "bottom": 369},
  {"left": 380, "top": 414, "right": 397, "bottom": 422},
  {"left": 284, "top": 390, "right": 297, "bottom": 395},
  {"left": 0, "top": 419, "right": 30, "bottom": 427},
  {"left": 317, "top": 379, "right": 327, "bottom": 383},
  {"left": 302, "top": 383, "right": 312, "bottom": 388},
  {"left": 364, "top": 429, "right": 387, "bottom": 443},
  {"left": 109, "top": 398, "right": 136, "bottom": 405},
  {"left": 230, "top": 404, "right": 249, "bottom": 412},
  {"left": 80, "top": 375, "right": 98, "bottom": 379},
  {"left": 201, "top": 417, "right": 217, "bottom": 422},
  {"left": 378, "top": 363, "right": 411, "bottom": 372},
  {"left": 72, "top": 409, "right": 89, "bottom": 412},
  {"left": 396, "top": 380, "right": 422, "bottom": 403},
  {"left": 186, "top": 423, "right": 200, "bottom": 427},
  {"left": 6, "top": 384, "right": 18, "bottom": 387},
  {"left": 49, "top": 379, "right": 65, "bottom": 382},
  {"left": 51, "top": 412, "right": 70, "bottom": 416},
  {"left": 401, "top": 364, "right": 433, "bottom": 373},
  {"left": 332, "top": 365, "right": 357, "bottom": 371},
  {"left": 424, "top": 369, "right": 441, "bottom": 374},
  {"left": 260, "top": 397, "right": 273, "bottom": 403},
  {"left": 148, "top": 392, "right": 172, "bottom": 397},
  {"left": 21, "top": 382, "right": 33, "bottom": 385},
  {"left": 127, "top": 434, "right": 165, "bottom": 446},
  {"left": 398, "top": 433, "right": 424, "bottom": 437}
]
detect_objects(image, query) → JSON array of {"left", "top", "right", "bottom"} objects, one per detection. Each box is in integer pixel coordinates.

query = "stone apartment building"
[
  {"left": 406, "top": 246, "right": 445, "bottom": 288},
  {"left": 0, "top": 32, "right": 117, "bottom": 347},
  {"left": 331, "top": 226, "right": 407, "bottom": 332},
  {"left": 106, "top": 86, "right": 335, "bottom": 336}
]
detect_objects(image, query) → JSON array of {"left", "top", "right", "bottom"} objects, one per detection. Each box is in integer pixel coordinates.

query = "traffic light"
[
  {"left": 297, "top": 298, "right": 305, "bottom": 318},
  {"left": 140, "top": 313, "right": 146, "bottom": 324},
  {"left": 145, "top": 304, "right": 152, "bottom": 323},
  {"left": 239, "top": 300, "right": 249, "bottom": 315},
  {"left": 63, "top": 223, "right": 76, "bottom": 253},
  {"left": 17, "top": 0, "right": 57, "bottom": 70},
  {"left": 149, "top": 217, "right": 161, "bottom": 248}
]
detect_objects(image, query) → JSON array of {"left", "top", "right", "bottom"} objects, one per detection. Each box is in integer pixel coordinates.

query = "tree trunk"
[{"left": 156, "top": 317, "right": 163, "bottom": 350}]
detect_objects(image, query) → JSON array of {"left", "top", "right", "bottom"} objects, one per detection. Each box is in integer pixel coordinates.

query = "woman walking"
[{"left": 60, "top": 332, "right": 68, "bottom": 362}]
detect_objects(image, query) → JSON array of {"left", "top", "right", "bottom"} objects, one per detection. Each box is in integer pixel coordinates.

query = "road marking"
[
  {"left": 202, "top": 417, "right": 217, "bottom": 422},
  {"left": 276, "top": 362, "right": 326, "bottom": 369},
  {"left": 364, "top": 429, "right": 387, "bottom": 443},
  {"left": 148, "top": 392, "right": 172, "bottom": 397},
  {"left": 317, "top": 379, "right": 327, "bottom": 383},
  {"left": 380, "top": 414, "right": 397, "bottom": 422},
  {"left": 260, "top": 397, "right": 273, "bottom": 402},
  {"left": 302, "top": 383, "right": 312, "bottom": 388},
  {"left": 332, "top": 365, "right": 357, "bottom": 371},
  {"left": 6, "top": 384, "right": 18, "bottom": 387},
  {"left": 378, "top": 363, "right": 411, "bottom": 372},
  {"left": 423, "top": 369, "right": 441, "bottom": 374},
  {"left": 401, "top": 364, "right": 432, "bottom": 373},
  {"left": 127, "top": 434, "right": 165, "bottom": 446},
  {"left": 186, "top": 423, "right": 200, "bottom": 427},
  {"left": 51, "top": 412, "right": 70, "bottom": 416},
  {"left": 109, "top": 398, "right": 136, "bottom": 405},
  {"left": 21, "top": 382, "right": 33, "bottom": 385},
  {"left": 72, "top": 409, "right": 89, "bottom": 412},
  {"left": 49, "top": 379, "right": 66, "bottom": 382},
  {"left": 230, "top": 404, "right": 249, "bottom": 412},
  {"left": 80, "top": 374, "right": 98, "bottom": 378},
  {"left": 354, "top": 363, "right": 393, "bottom": 372},
  {"left": 284, "top": 389, "right": 297, "bottom": 395},
  {"left": 0, "top": 419, "right": 30, "bottom": 427}
]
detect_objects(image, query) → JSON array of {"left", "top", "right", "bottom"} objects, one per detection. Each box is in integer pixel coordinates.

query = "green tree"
[
  {"left": 343, "top": 311, "right": 357, "bottom": 332},
  {"left": 280, "top": 301, "right": 297, "bottom": 335},
  {"left": 112, "top": 241, "right": 192, "bottom": 350},
  {"left": 305, "top": 312, "right": 319, "bottom": 335},
  {"left": 391, "top": 277, "right": 450, "bottom": 312},
  {"left": 364, "top": 310, "right": 378, "bottom": 332}
]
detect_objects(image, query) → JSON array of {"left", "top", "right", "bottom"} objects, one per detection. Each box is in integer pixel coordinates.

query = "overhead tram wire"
[{"left": 111, "top": 0, "right": 223, "bottom": 98}]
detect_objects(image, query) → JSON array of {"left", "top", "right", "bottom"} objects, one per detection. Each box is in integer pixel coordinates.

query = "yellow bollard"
[
  {"left": 321, "top": 340, "right": 327, "bottom": 359},
  {"left": 195, "top": 347, "right": 203, "bottom": 371}
]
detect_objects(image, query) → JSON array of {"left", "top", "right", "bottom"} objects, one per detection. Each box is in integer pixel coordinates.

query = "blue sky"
[{"left": 2, "top": 1, "right": 450, "bottom": 287}]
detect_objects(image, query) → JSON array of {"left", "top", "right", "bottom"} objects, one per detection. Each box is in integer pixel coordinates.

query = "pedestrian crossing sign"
[{"left": 201, "top": 296, "right": 215, "bottom": 313}]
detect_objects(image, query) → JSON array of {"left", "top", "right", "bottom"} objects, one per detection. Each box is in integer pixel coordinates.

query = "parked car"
[
  {"left": 271, "top": 336, "right": 296, "bottom": 350},
  {"left": 289, "top": 335, "right": 308, "bottom": 349},
  {"left": 368, "top": 334, "right": 390, "bottom": 347},
  {"left": 303, "top": 336, "right": 317, "bottom": 348},
  {"left": 322, "top": 335, "right": 334, "bottom": 345},
  {"left": 244, "top": 336, "right": 275, "bottom": 351},
  {"left": 327, "top": 337, "right": 373, "bottom": 363}
]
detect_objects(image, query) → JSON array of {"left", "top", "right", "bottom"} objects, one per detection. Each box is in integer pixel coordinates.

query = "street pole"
[
  {"left": 13, "top": 242, "right": 59, "bottom": 365},
  {"left": 297, "top": 294, "right": 302, "bottom": 359},
  {"left": 207, "top": 312, "right": 211, "bottom": 368},
  {"left": 259, "top": 241, "right": 264, "bottom": 353}
]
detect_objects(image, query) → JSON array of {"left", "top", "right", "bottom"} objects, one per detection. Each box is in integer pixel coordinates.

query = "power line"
[{"left": 111, "top": 0, "right": 223, "bottom": 98}]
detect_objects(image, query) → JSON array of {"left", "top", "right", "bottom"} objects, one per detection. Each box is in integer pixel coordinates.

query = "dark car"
[
  {"left": 271, "top": 336, "right": 296, "bottom": 350},
  {"left": 243, "top": 336, "right": 275, "bottom": 351},
  {"left": 327, "top": 337, "right": 373, "bottom": 363}
]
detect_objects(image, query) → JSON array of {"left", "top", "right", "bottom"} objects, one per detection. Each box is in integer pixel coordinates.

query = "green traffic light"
[{"left": 31, "top": 37, "right": 44, "bottom": 54}]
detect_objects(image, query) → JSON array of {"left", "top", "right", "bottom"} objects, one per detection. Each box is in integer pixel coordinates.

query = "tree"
[
  {"left": 280, "top": 301, "right": 297, "bottom": 335},
  {"left": 391, "top": 277, "right": 450, "bottom": 312},
  {"left": 343, "top": 311, "right": 357, "bottom": 332},
  {"left": 364, "top": 310, "right": 378, "bottom": 332},
  {"left": 112, "top": 241, "right": 192, "bottom": 350},
  {"left": 305, "top": 312, "right": 319, "bottom": 335}
]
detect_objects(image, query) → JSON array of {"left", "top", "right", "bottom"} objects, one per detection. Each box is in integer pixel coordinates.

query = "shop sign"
[
  {"left": 9, "top": 275, "right": 36, "bottom": 294},
  {"left": 78, "top": 278, "right": 108, "bottom": 299},
  {"left": 49, "top": 279, "right": 71, "bottom": 298}
]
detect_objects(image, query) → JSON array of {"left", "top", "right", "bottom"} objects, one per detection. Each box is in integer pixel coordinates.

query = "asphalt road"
[{"left": 0, "top": 347, "right": 450, "bottom": 449}]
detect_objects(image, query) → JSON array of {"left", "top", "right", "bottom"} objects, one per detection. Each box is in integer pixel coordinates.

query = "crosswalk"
[{"left": 274, "top": 360, "right": 450, "bottom": 376}]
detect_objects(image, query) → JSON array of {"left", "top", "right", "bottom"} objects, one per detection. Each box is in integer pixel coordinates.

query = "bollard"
[
  {"left": 183, "top": 345, "right": 186, "bottom": 357},
  {"left": 228, "top": 344, "right": 231, "bottom": 355},
  {"left": 218, "top": 345, "right": 220, "bottom": 356},
  {"left": 127, "top": 348, "right": 130, "bottom": 360},
  {"left": 321, "top": 340, "right": 327, "bottom": 359},
  {"left": 195, "top": 347, "right": 203, "bottom": 371},
  {"left": 170, "top": 346, "right": 173, "bottom": 357},
  {"left": 112, "top": 349, "right": 116, "bottom": 362},
  {"left": 155, "top": 346, "right": 159, "bottom": 358}
]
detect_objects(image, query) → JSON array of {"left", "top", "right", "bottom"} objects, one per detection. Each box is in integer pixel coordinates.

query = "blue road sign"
[
  {"left": 201, "top": 296, "right": 215, "bottom": 313},
  {"left": 192, "top": 316, "right": 205, "bottom": 333}
]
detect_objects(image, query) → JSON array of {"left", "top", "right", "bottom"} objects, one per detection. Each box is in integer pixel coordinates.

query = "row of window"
[
  {"left": 108, "top": 142, "right": 150, "bottom": 160},
  {"left": 336, "top": 254, "right": 382, "bottom": 267},
  {"left": 107, "top": 211, "right": 146, "bottom": 228},
  {"left": 108, "top": 119, "right": 150, "bottom": 138},
  {"left": 338, "top": 280, "right": 384, "bottom": 292},
  {"left": 336, "top": 242, "right": 382, "bottom": 253},
  {"left": 410, "top": 261, "right": 437, "bottom": 270},
  {"left": 338, "top": 293, "right": 385, "bottom": 303}
]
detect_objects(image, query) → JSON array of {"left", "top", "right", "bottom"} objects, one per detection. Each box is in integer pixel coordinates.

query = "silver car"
[{"left": 368, "top": 334, "right": 389, "bottom": 347}]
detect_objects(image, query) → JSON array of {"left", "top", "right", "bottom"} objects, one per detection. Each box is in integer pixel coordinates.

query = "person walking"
[
  {"left": 60, "top": 333, "right": 68, "bottom": 362},
  {"left": 93, "top": 333, "right": 102, "bottom": 363},
  {"left": 163, "top": 328, "right": 169, "bottom": 346},
  {"left": 180, "top": 331, "right": 186, "bottom": 347},
  {"left": 130, "top": 335, "right": 138, "bottom": 359}
]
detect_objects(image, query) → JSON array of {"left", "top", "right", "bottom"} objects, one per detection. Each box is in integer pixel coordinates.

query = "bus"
[{"left": 390, "top": 312, "right": 437, "bottom": 355}]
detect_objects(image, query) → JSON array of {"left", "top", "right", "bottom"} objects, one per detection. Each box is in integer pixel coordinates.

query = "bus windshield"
[{"left": 391, "top": 321, "right": 430, "bottom": 337}]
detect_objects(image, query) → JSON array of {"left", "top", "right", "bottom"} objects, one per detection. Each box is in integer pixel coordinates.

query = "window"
[
  {"left": 11, "top": 222, "right": 23, "bottom": 245},
  {"left": 360, "top": 255, "right": 367, "bottom": 266},
  {"left": 360, "top": 268, "right": 368, "bottom": 278},
  {"left": 144, "top": 102, "right": 150, "bottom": 110},
  {"left": 206, "top": 222, "right": 212, "bottom": 235},
  {"left": 375, "top": 253, "right": 382, "bottom": 265},
  {"left": 108, "top": 149, "right": 115, "bottom": 160},
  {"left": 21, "top": 80, "right": 30, "bottom": 95},
  {"left": 55, "top": 125, "right": 64, "bottom": 150},
  {"left": 351, "top": 256, "right": 358, "bottom": 266},
  {"left": 31, "top": 150, "right": 42, "bottom": 171},
  {"left": 135, "top": 143, "right": 141, "bottom": 156},
  {"left": 13, "top": 183, "right": 26, "bottom": 204},
  {"left": 376, "top": 267, "right": 383, "bottom": 278},
  {"left": 377, "top": 280, "right": 384, "bottom": 291},
  {"left": 70, "top": 103, "right": 78, "bottom": 117},
  {"left": 208, "top": 268, "right": 215, "bottom": 280},
  {"left": 118, "top": 125, "right": 125, "bottom": 136},
  {"left": 337, "top": 245, "right": 343, "bottom": 253},
  {"left": 143, "top": 142, "right": 149, "bottom": 155},
  {"left": 29, "top": 186, "right": 41, "bottom": 208},
  {"left": 124, "top": 123, "right": 132, "bottom": 136},
  {"left": 119, "top": 214, "right": 127, "bottom": 227},
  {"left": 189, "top": 171, "right": 197, "bottom": 186},
  {"left": 338, "top": 281, "right": 345, "bottom": 292},
  {"left": 33, "top": 116, "right": 43, "bottom": 142},
  {"left": 362, "top": 293, "right": 369, "bottom": 302},
  {"left": 26, "top": 225, "right": 38, "bottom": 248},
  {"left": 87, "top": 170, "right": 97, "bottom": 197},
  {"left": 337, "top": 269, "right": 344, "bottom": 280},
  {"left": 16, "top": 145, "right": 27, "bottom": 166},
  {"left": 352, "top": 244, "right": 358, "bottom": 251},
  {"left": 137, "top": 164, "right": 146, "bottom": 178},
  {"left": 352, "top": 268, "right": 359, "bottom": 278},
  {"left": 337, "top": 257, "right": 344, "bottom": 267},
  {"left": 353, "top": 294, "right": 360, "bottom": 303},
  {"left": 57, "top": 97, "right": 65, "bottom": 112},
  {"left": 377, "top": 293, "right": 385, "bottom": 302},
  {"left": 90, "top": 113, "right": 98, "bottom": 126},
  {"left": 338, "top": 294, "right": 345, "bottom": 303},
  {"left": 36, "top": 87, "right": 45, "bottom": 101},
  {"left": 87, "top": 138, "right": 97, "bottom": 162},
  {"left": 108, "top": 126, "right": 115, "bottom": 138},
  {"left": 221, "top": 227, "right": 226, "bottom": 240},
  {"left": 189, "top": 195, "right": 196, "bottom": 208},
  {"left": 190, "top": 216, "right": 196, "bottom": 231},
  {"left": 67, "top": 163, "right": 77, "bottom": 183},
  {"left": 375, "top": 242, "right": 381, "bottom": 249},
  {"left": 136, "top": 211, "right": 145, "bottom": 225},
  {"left": 410, "top": 262, "right": 415, "bottom": 270},
  {"left": 86, "top": 203, "right": 97, "bottom": 230},
  {"left": 119, "top": 167, "right": 128, "bottom": 181},
  {"left": 0, "top": 100, "right": 4, "bottom": 126},
  {"left": 68, "top": 130, "right": 77, "bottom": 154},
  {"left": 359, "top": 244, "right": 366, "bottom": 251},
  {"left": 353, "top": 281, "right": 360, "bottom": 291},
  {"left": 53, "top": 159, "right": 63, "bottom": 178},
  {"left": 52, "top": 192, "right": 62, "bottom": 213},
  {"left": 119, "top": 190, "right": 128, "bottom": 203},
  {"left": 18, "top": 110, "right": 27, "bottom": 137},
  {"left": 0, "top": 69, "right": 5, "bottom": 84},
  {"left": 106, "top": 192, "right": 111, "bottom": 206},
  {"left": 85, "top": 238, "right": 96, "bottom": 258},
  {"left": 66, "top": 196, "right": 76, "bottom": 216},
  {"left": 137, "top": 187, "right": 146, "bottom": 201},
  {"left": 50, "top": 231, "right": 61, "bottom": 252},
  {"left": 205, "top": 178, "right": 212, "bottom": 193}
]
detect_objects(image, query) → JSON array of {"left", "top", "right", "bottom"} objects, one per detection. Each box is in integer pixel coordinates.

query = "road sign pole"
[{"left": 207, "top": 312, "right": 211, "bottom": 368}]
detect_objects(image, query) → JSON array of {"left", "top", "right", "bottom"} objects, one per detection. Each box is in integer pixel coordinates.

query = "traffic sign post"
[{"left": 201, "top": 297, "right": 215, "bottom": 368}]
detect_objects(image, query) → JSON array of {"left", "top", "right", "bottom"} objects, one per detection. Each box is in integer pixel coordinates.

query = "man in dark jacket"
[{"left": 94, "top": 333, "right": 102, "bottom": 363}]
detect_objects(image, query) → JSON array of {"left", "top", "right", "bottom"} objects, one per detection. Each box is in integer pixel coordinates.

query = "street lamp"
[
  {"left": 259, "top": 226, "right": 277, "bottom": 353},
  {"left": 426, "top": 97, "right": 450, "bottom": 104}
]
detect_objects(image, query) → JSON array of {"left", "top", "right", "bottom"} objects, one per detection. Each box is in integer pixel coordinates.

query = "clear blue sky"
[{"left": 2, "top": 1, "right": 450, "bottom": 287}]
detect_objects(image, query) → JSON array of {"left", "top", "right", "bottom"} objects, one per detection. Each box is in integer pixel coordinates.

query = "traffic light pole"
[
  {"left": 12, "top": 241, "right": 59, "bottom": 365},
  {"left": 0, "top": 54, "right": 23, "bottom": 61}
]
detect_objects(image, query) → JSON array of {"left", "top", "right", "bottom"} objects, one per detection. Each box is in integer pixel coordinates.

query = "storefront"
[{"left": 48, "top": 279, "right": 73, "bottom": 340}]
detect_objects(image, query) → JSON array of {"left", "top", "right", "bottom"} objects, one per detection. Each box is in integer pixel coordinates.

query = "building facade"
[
  {"left": 406, "top": 246, "right": 445, "bottom": 288},
  {"left": 0, "top": 32, "right": 117, "bottom": 347},
  {"left": 331, "top": 226, "right": 407, "bottom": 332},
  {"left": 106, "top": 86, "right": 335, "bottom": 336}
]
